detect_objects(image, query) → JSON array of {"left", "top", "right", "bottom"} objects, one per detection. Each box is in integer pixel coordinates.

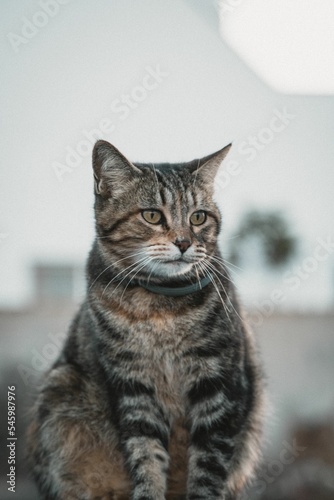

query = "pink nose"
[{"left": 174, "top": 239, "right": 191, "bottom": 254}]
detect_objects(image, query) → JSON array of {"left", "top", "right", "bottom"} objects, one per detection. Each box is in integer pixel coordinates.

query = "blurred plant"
[{"left": 229, "top": 209, "right": 298, "bottom": 269}]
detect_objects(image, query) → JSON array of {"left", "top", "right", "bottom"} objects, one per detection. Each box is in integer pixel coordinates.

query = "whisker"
[
  {"left": 199, "top": 261, "right": 230, "bottom": 319},
  {"left": 195, "top": 262, "right": 210, "bottom": 289},
  {"left": 119, "top": 258, "right": 153, "bottom": 303},
  {"left": 109, "top": 257, "right": 153, "bottom": 298},
  {"left": 206, "top": 256, "right": 239, "bottom": 287},
  {"left": 204, "top": 260, "right": 244, "bottom": 323},
  {"left": 89, "top": 250, "right": 147, "bottom": 290},
  {"left": 212, "top": 254, "right": 243, "bottom": 272},
  {"left": 102, "top": 257, "right": 148, "bottom": 297},
  {"left": 207, "top": 255, "right": 242, "bottom": 281},
  {"left": 222, "top": 233, "right": 241, "bottom": 242},
  {"left": 146, "top": 259, "right": 161, "bottom": 285}
]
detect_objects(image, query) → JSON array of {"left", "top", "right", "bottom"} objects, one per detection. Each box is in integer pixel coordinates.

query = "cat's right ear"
[{"left": 92, "top": 140, "right": 141, "bottom": 197}]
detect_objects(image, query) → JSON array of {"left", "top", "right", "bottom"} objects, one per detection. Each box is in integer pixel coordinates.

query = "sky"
[{"left": 1, "top": 0, "right": 334, "bottom": 309}]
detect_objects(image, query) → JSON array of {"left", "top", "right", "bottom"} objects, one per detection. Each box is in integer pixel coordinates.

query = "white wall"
[{"left": 1, "top": 0, "right": 333, "bottom": 307}]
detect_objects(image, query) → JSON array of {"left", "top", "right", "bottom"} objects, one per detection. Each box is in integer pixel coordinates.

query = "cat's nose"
[{"left": 174, "top": 238, "right": 191, "bottom": 254}]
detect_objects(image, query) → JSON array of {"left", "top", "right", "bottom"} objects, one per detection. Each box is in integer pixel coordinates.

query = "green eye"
[
  {"left": 142, "top": 210, "right": 162, "bottom": 224},
  {"left": 190, "top": 211, "right": 207, "bottom": 226}
]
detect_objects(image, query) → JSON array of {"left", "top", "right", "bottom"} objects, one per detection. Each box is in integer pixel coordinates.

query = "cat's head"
[{"left": 92, "top": 140, "right": 231, "bottom": 283}]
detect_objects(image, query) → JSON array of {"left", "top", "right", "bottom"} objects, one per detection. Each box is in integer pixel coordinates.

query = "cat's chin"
[{"left": 146, "top": 260, "right": 194, "bottom": 280}]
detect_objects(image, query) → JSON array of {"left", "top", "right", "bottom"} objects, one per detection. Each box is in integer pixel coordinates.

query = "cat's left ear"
[
  {"left": 92, "top": 140, "right": 142, "bottom": 197},
  {"left": 188, "top": 143, "right": 232, "bottom": 184}
]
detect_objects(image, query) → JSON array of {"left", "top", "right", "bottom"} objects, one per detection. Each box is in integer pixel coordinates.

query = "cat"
[{"left": 27, "top": 140, "right": 264, "bottom": 500}]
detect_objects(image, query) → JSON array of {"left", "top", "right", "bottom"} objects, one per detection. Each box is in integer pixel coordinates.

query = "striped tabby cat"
[{"left": 28, "top": 140, "right": 264, "bottom": 499}]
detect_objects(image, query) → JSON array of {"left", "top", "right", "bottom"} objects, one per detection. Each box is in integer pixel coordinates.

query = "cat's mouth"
[
  {"left": 160, "top": 256, "right": 197, "bottom": 264},
  {"left": 164, "top": 259, "right": 185, "bottom": 264}
]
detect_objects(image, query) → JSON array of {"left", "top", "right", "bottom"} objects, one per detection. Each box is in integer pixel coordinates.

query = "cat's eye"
[
  {"left": 190, "top": 211, "right": 207, "bottom": 226},
  {"left": 142, "top": 210, "right": 162, "bottom": 224}
]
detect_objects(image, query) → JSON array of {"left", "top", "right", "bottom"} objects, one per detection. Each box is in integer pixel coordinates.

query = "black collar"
[
  {"left": 138, "top": 275, "right": 211, "bottom": 297},
  {"left": 107, "top": 270, "right": 212, "bottom": 297}
]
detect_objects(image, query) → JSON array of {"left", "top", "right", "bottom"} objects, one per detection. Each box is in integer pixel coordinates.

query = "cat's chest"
[
  {"left": 116, "top": 310, "right": 194, "bottom": 356},
  {"left": 108, "top": 293, "right": 197, "bottom": 352},
  {"left": 113, "top": 312, "right": 190, "bottom": 415},
  {"left": 155, "top": 351, "right": 184, "bottom": 416}
]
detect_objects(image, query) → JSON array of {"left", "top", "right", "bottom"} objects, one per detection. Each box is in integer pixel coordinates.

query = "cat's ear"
[
  {"left": 92, "top": 140, "right": 141, "bottom": 196},
  {"left": 188, "top": 143, "right": 232, "bottom": 184}
]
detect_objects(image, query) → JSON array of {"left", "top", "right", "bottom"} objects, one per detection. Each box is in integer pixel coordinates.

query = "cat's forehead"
[
  {"left": 135, "top": 161, "right": 195, "bottom": 187},
  {"left": 134, "top": 161, "right": 189, "bottom": 174},
  {"left": 133, "top": 161, "right": 195, "bottom": 188},
  {"left": 130, "top": 161, "right": 210, "bottom": 211}
]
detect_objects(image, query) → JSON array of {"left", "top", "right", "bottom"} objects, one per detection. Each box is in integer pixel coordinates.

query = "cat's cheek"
[{"left": 194, "top": 231, "right": 216, "bottom": 249}]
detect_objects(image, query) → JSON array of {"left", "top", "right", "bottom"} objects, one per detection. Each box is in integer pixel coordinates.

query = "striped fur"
[{"left": 27, "top": 141, "right": 264, "bottom": 499}]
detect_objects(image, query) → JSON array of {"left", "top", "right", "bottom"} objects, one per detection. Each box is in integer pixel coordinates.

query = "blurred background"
[{"left": 1, "top": 0, "right": 334, "bottom": 498}]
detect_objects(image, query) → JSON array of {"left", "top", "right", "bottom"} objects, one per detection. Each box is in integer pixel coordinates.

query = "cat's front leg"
[
  {"left": 186, "top": 371, "right": 248, "bottom": 500},
  {"left": 112, "top": 377, "right": 171, "bottom": 500}
]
